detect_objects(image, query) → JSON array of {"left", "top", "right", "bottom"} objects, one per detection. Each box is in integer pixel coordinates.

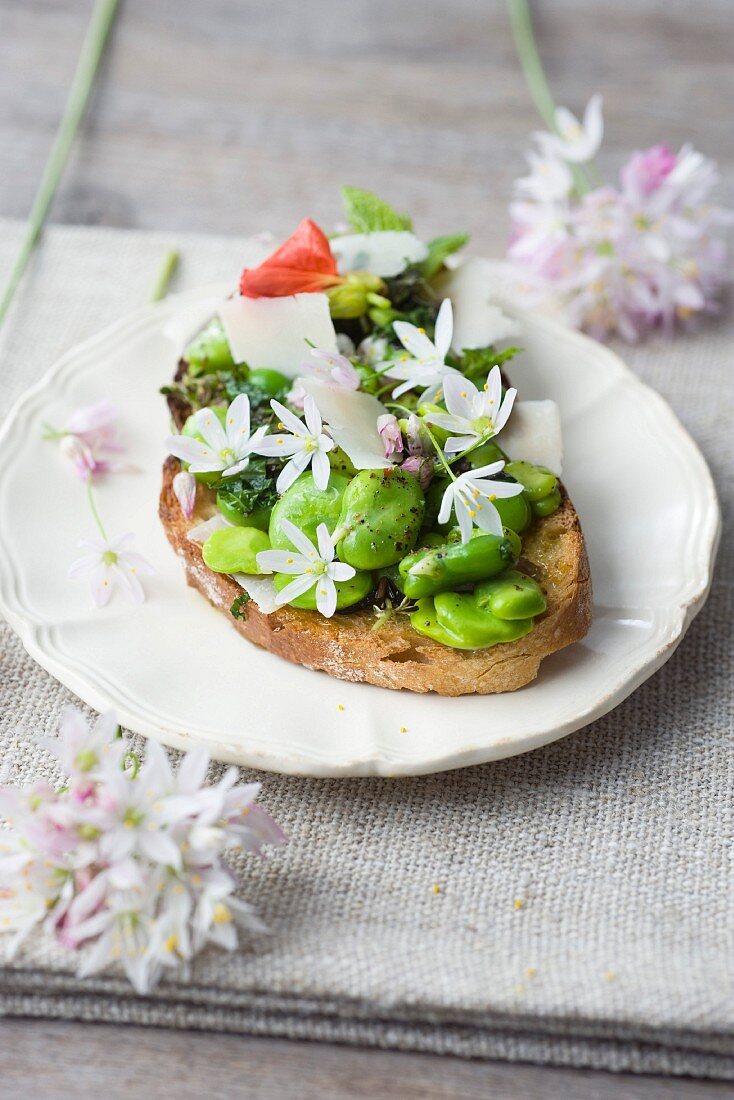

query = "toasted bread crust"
[{"left": 159, "top": 455, "right": 592, "bottom": 695}]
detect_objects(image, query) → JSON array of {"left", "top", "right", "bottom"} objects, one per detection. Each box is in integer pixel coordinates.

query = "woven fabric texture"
[{"left": 0, "top": 220, "right": 732, "bottom": 1077}]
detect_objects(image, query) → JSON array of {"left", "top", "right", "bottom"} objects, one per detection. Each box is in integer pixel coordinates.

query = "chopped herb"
[
  {"left": 230, "top": 593, "right": 251, "bottom": 619},
  {"left": 223, "top": 376, "right": 288, "bottom": 416},
  {"left": 216, "top": 459, "right": 278, "bottom": 517}
]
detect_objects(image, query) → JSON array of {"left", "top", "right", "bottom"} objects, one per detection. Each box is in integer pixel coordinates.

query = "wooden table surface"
[{"left": 1, "top": 1, "right": 733, "bottom": 1096}]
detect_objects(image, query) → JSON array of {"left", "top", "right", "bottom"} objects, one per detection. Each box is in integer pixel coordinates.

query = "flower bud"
[{"left": 326, "top": 281, "right": 369, "bottom": 319}]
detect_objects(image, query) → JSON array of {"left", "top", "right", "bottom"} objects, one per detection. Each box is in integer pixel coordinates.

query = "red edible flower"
[{"left": 240, "top": 218, "right": 343, "bottom": 298}]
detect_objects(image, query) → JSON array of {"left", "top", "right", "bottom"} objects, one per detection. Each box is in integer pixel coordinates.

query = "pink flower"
[
  {"left": 376, "top": 413, "right": 403, "bottom": 459},
  {"left": 620, "top": 144, "right": 677, "bottom": 200},
  {"left": 400, "top": 455, "right": 433, "bottom": 491},
  {"left": 299, "top": 347, "right": 360, "bottom": 391},
  {"left": 0, "top": 706, "right": 286, "bottom": 992},
  {"left": 53, "top": 400, "right": 126, "bottom": 480},
  {"left": 508, "top": 112, "right": 731, "bottom": 342}
]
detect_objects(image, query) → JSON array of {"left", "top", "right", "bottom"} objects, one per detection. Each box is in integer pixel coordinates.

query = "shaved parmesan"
[
  {"left": 218, "top": 293, "right": 337, "bottom": 378},
  {"left": 231, "top": 573, "right": 280, "bottom": 615},
  {"left": 437, "top": 258, "right": 520, "bottom": 351},
  {"left": 330, "top": 231, "right": 428, "bottom": 278},
  {"left": 298, "top": 377, "right": 392, "bottom": 470},
  {"left": 187, "top": 514, "right": 230, "bottom": 543},
  {"left": 501, "top": 400, "right": 563, "bottom": 475}
]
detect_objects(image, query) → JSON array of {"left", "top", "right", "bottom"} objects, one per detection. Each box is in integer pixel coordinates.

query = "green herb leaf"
[
  {"left": 420, "top": 233, "right": 470, "bottom": 279},
  {"left": 341, "top": 186, "right": 413, "bottom": 233},
  {"left": 224, "top": 376, "right": 288, "bottom": 416},
  {"left": 458, "top": 345, "right": 522, "bottom": 380},
  {"left": 230, "top": 593, "right": 251, "bottom": 619},
  {"left": 216, "top": 459, "right": 279, "bottom": 518}
]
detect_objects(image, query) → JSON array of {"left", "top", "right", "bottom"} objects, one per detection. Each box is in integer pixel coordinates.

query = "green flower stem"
[
  {"left": 150, "top": 250, "right": 180, "bottom": 302},
  {"left": 446, "top": 436, "right": 507, "bottom": 468},
  {"left": 506, "top": 0, "right": 591, "bottom": 196},
  {"left": 0, "top": 0, "right": 120, "bottom": 327},
  {"left": 422, "top": 423, "right": 455, "bottom": 481},
  {"left": 86, "top": 474, "right": 108, "bottom": 541}
]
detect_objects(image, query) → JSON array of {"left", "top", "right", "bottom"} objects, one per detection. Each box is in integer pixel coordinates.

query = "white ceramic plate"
[{"left": 0, "top": 282, "right": 719, "bottom": 777}]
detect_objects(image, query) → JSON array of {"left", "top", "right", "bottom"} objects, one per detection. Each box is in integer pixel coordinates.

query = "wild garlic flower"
[
  {"left": 539, "top": 94, "right": 604, "bottom": 164},
  {"left": 423, "top": 366, "right": 516, "bottom": 454},
  {"left": 438, "top": 461, "right": 524, "bottom": 543},
  {"left": 252, "top": 395, "right": 334, "bottom": 493},
  {"left": 166, "top": 394, "right": 266, "bottom": 479},
  {"left": 69, "top": 533, "right": 154, "bottom": 607},
  {"left": 382, "top": 298, "right": 463, "bottom": 402},
  {"left": 256, "top": 519, "right": 355, "bottom": 618}
]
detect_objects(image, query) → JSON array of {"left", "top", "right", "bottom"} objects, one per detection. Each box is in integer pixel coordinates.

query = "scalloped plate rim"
[{"left": 0, "top": 282, "right": 721, "bottom": 777}]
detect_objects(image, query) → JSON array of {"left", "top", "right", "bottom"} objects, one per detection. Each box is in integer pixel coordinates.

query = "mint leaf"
[
  {"left": 341, "top": 186, "right": 413, "bottom": 233},
  {"left": 420, "top": 233, "right": 470, "bottom": 279}
]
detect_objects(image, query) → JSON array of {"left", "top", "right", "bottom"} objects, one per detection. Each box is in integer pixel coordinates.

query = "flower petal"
[
  {"left": 472, "top": 500, "right": 504, "bottom": 537},
  {"left": 442, "top": 372, "right": 478, "bottom": 421},
  {"left": 270, "top": 399, "right": 309, "bottom": 439},
  {"left": 90, "top": 564, "right": 114, "bottom": 607},
  {"left": 314, "top": 575, "right": 337, "bottom": 618},
  {"left": 437, "top": 482, "right": 456, "bottom": 526},
  {"left": 315, "top": 523, "right": 334, "bottom": 562},
  {"left": 225, "top": 394, "right": 251, "bottom": 451},
  {"left": 329, "top": 561, "right": 356, "bottom": 582},
  {"left": 252, "top": 434, "right": 302, "bottom": 458},
  {"left": 311, "top": 448, "right": 331, "bottom": 491},
  {"left": 166, "top": 436, "right": 217, "bottom": 469},
  {"left": 455, "top": 499, "right": 473, "bottom": 543},
  {"left": 433, "top": 298, "right": 454, "bottom": 362},
  {"left": 302, "top": 394, "right": 322, "bottom": 437},
  {"left": 392, "top": 321, "right": 437, "bottom": 362},
  {"left": 444, "top": 434, "right": 480, "bottom": 454},
  {"left": 115, "top": 564, "right": 146, "bottom": 604},
  {"left": 273, "top": 572, "right": 317, "bottom": 607},
  {"left": 275, "top": 449, "right": 312, "bottom": 494},
  {"left": 256, "top": 550, "right": 309, "bottom": 575},
  {"left": 193, "top": 408, "right": 229, "bottom": 453},
  {"left": 278, "top": 519, "right": 319, "bottom": 560}
]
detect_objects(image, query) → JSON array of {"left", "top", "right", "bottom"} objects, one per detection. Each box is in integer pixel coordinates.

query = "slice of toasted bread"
[{"left": 159, "top": 453, "right": 592, "bottom": 695}]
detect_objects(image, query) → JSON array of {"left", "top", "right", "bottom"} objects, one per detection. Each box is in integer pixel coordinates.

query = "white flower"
[
  {"left": 382, "top": 298, "right": 463, "bottom": 401},
  {"left": 515, "top": 146, "right": 573, "bottom": 203},
  {"left": 41, "top": 707, "right": 124, "bottom": 785},
  {"left": 330, "top": 230, "right": 428, "bottom": 278},
  {"left": 423, "top": 366, "right": 516, "bottom": 454},
  {"left": 438, "top": 461, "right": 524, "bottom": 543},
  {"left": 256, "top": 520, "right": 355, "bottom": 618},
  {"left": 166, "top": 394, "right": 266, "bottom": 479},
  {"left": 69, "top": 532, "right": 154, "bottom": 607},
  {"left": 0, "top": 707, "right": 285, "bottom": 993},
  {"left": 252, "top": 395, "right": 334, "bottom": 493},
  {"left": 172, "top": 470, "right": 197, "bottom": 519},
  {"left": 540, "top": 94, "right": 604, "bottom": 164},
  {"left": 357, "top": 334, "right": 388, "bottom": 366}
]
